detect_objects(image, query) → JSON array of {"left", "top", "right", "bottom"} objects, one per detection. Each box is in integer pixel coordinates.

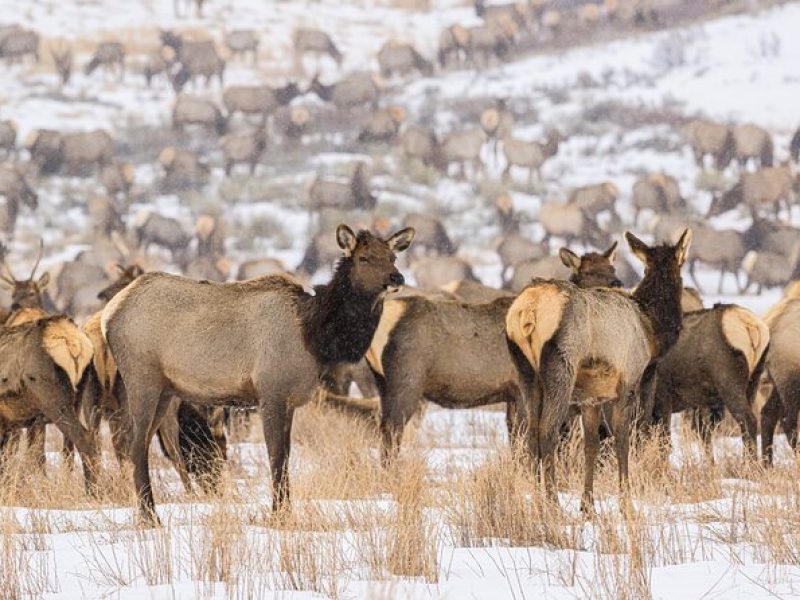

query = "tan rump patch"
[
  {"left": 83, "top": 311, "right": 117, "bottom": 392},
  {"left": 505, "top": 283, "right": 568, "bottom": 369},
  {"left": 480, "top": 108, "right": 500, "bottom": 134},
  {"left": 5, "top": 307, "right": 48, "bottom": 327},
  {"left": 366, "top": 299, "right": 408, "bottom": 376},
  {"left": 721, "top": 306, "right": 770, "bottom": 373},
  {"left": 43, "top": 318, "right": 94, "bottom": 390}
]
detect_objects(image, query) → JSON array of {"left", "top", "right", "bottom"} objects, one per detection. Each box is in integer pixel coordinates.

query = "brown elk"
[
  {"left": 26, "top": 128, "right": 63, "bottom": 174},
  {"left": 172, "top": 95, "right": 227, "bottom": 135},
  {"left": 225, "top": 29, "right": 259, "bottom": 63},
  {"left": 293, "top": 28, "right": 343, "bottom": 72},
  {"left": 357, "top": 106, "right": 406, "bottom": 144},
  {"left": 84, "top": 41, "right": 125, "bottom": 80},
  {"left": 437, "top": 25, "right": 469, "bottom": 67},
  {"left": 101, "top": 224, "right": 414, "bottom": 522},
  {"left": 403, "top": 213, "right": 455, "bottom": 258},
  {"left": 161, "top": 31, "right": 225, "bottom": 91},
  {"left": 222, "top": 82, "right": 300, "bottom": 124},
  {"left": 742, "top": 245, "right": 800, "bottom": 293},
  {"left": 99, "top": 162, "right": 134, "bottom": 200},
  {"left": 708, "top": 166, "right": 795, "bottom": 220},
  {"left": 0, "top": 27, "right": 39, "bottom": 63},
  {"left": 569, "top": 182, "right": 619, "bottom": 222},
  {"left": 0, "top": 164, "right": 37, "bottom": 233},
  {"left": 538, "top": 201, "right": 607, "bottom": 250},
  {"left": 481, "top": 100, "right": 514, "bottom": 161},
  {"left": 439, "top": 128, "right": 485, "bottom": 179},
  {"left": 0, "top": 120, "right": 16, "bottom": 158},
  {"left": 377, "top": 41, "right": 432, "bottom": 78},
  {"left": 308, "top": 162, "right": 376, "bottom": 215},
  {"left": 497, "top": 233, "right": 545, "bottom": 285},
  {"left": 372, "top": 243, "right": 622, "bottom": 465},
  {"left": 501, "top": 129, "right": 562, "bottom": 184},
  {"left": 631, "top": 174, "right": 685, "bottom": 225},
  {"left": 307, "top": 72, "right": 379, "bottom": 110},
  {"left": 400, "top": 126, "right": 443, "bottom": 170},
  {"left": 219, "top": 128, "right": 266, "bottom": 175},
  {"left": 733, "top": 124, "right": 773, "bottom": 170},
  {"left": 143, "top": 46, "right": 175, "bottom": 87},
  {"left": 506, "top": 230, "right": 691, "bottom": 512},
  {"left": 686, "top": 224, "right": 746, "bottom": 294},
  {"left": 681, "top": 119, "right": 734, "bottom": 170},
  {"left": 133, "top": 211, "right": 192, "bottom": 265},
  {"left": 158, "top": 146, "right": 209, "bottom": 191}
]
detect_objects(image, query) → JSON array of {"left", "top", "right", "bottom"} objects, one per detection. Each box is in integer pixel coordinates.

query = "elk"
[
  {"left": 0, "top": 27, "right": 39, "bottom": 63},
  {"left": 538, "top": 201, "right": 605, "bottom": 249},
  {"left": 708, "top": 166, "right": 795, "bottom": 220},
  {"left": 400, "top": 126, "right": 443, "bottom": 170},
  {"left": 173, "top": 95, "right": 227, "bottom": 135},
  {"left": 372, "top": 243, "right": 622, "bottom": 465},
  {"left": 437, "top": 25, "right": 469, "bottom": 68},
  {"left": 412, "top": 256, "right": 475, "bottom": 291},
  {"left": 101, "top": 224, "right": 414, "bottom": 522},
  {"left": 99, "top": 162, "right": 134, "bottom": 200},
  {"left": 225, "top": 29, "right": 259, "bottom": 63},
  {"left": 0, "top": 164, "right": 37, "bottom": 233},
  {"left": 307, "top": 72, "right": 379, "bottom": 110},
  {"left": 84, "top": 41, "right": 125, "bottom": 80},
  {"left": 293, "top": 28, "right": 343, "bottom": 72},
  {"left": 480, "top": 99, "right": 514, "bottom": 160},
  {"left": 237, "top": 258, "right": 286, "bottom": 280},
  {"left": 501, "top": 129, "right": 562, "bottom": 184},
  {"left": 495, "top": 192, "right": 519, "bottom": 235},
  {"left": 273, "top": 105, "right": 312, "bottom": 142},
  {"left": 161, "top": 31, "right": 225, "bottom": 90},
  {"left": 158, "top": 146, "right": 209, "bottom": 191},
  {"left": 439, "top": 128, "right": 485, "bottom": 179},
  {"left": 465, "top": 22, "right": 512, "bottom": 67},
  {"left": 196, "top": 214, "right": 225, "bottom": 258},
  {"left": 631, "top": 174, "right": 685, "bottom": 224},
  {"left": 681, "top": 119, "right": 734, "bottom": 170},
  {"left": 357, "top": 106, "right": 406, "bottom": 144},
  {"left": 307, "top": 162, "right": 376, "bottom": 215},
  {"left": 143, "top": 46, "right": 175, "bottom": 87},
  {"left": 686, "top": 224, "right": 746, "bottom": 293},
  {"left": 222, "top": 82, "right": 300, "bottom": 124},
  {"left": 0, "top": 120, "right": 16, "bottom": 157},
  {"left": 506, "top": 230, "right": 691, "bottom": 512},
  {"left": 475, "top": 0, "right": 529, "bottom": 30},
  {"left": 376, "top": 41, "right": 433, "bottom": 78},
  {"left": 50, "top": 44, "right": 72, "bottom": 87},
  {"left": 497, "top": 233, "right": 545, "bottom": 286},
  {"left": 133, "top": 211, "right": 192, "bottom": 265},
  {"left": 61, "top": 130, "right": 114, "bottom": 176},
  {"left": 509, "top": 256, "right": 571, "bottom": 292},
  {"left": 569, "top": 181, "right": 619, "bottom": 221},
  {"left": 219, "top": 128, "right": 266, "bottom": 175},
  {"left": 441, "top": 279, "right": 511, "bottom": 303},
  {"left": 403, "top": 213, "right": 455, "bottom": 258},
  {"left": 26, "top": 128, "right": 63, "bottom": 174},
  {"left": 54, "top": 260, "right": 110, "bottom": 319},
  {"left": 733, "top": 124, "right": 773, "bottom": 170},
  {"left": 761, "top": 297, "right": 800, "bottom": 465},
  {"left": 744, "top": 218, "right": 800, "bottom": 256},
  {"left": 742, "top": 245, "right": 800, "bottom": 293},
  {"left": 652, "top": 303, "right": 769, "bottom": 462}
]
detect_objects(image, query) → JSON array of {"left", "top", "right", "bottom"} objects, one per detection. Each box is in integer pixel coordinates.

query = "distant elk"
[
  {"left": 402, "top": 213, "right": 455, "bottom": 258},
  {"left": 84, "top": 41, "right": 125, "bottom": 80},
  {"left": 87, "top": 195, "right": 125, "bottom": 237},
  {"left": 412, "top": 256, "right": 475, "bottom": 291},
  {"left": 439, "top": 128, "right": 485, "bottom": 178},
  {"left": 101, "top": 223, "right": 414, "bottom": 522},
  {"left": 0, "top": 26, "right": 39, "bottom": 63},
  {"left": 308, "top": 162, "right": 376, "bottom": 215},
  {"left": 0, "top": 120, "right": 16, "bottom": 157},
  {"left": 0, "top": 164, "right": 37, "bottom": 232},
  {"left": 273, "top": 105, "right": 312, "bottom": 142},
  {"left": 502, "top": 128, "right": 562, "bottom": 183},
  {"left": 173, "top": 0, "right": 207, "bottom": 17},
  {"left": 708, "top": 166, "right": 795, "bottom": 220},
  {"left": 222, "top": 82, "right": 300, "bottom": 124},
  {"left": 480, "top": 99, "right": 514, "bottom": 160},
  {"left": 133, "top": 210, "right": 192, "bottom": 265},
  {"left": 219, "top": 128, "right": 266, "bottom": 175},
  {"left": 160, "top": 30, "right": 225, "bottom": 91},
  {"left": 400, "top": 126, "right": 444, "bottom": 171},
  {"left": 357, "top": 106, "right": 406, "bottom": 144},
  {"left": 631, "top": 173, "right": 685, "bottom": 224},
  {"left": 50, "top": 43, "right": 73, "bottom": 86},
  {"left": 686, "top": 224, "right": 746, "bottom": 294},
  {"left": 569, "top": 181, "right": 620, "bottom": 222},
  {"left": 142, "top": 46, "right": 176, "bottom": 87},
  {"left": 26, "top": 129, "right": 114, "bottom": 176},
  {"left": 538, "top": 201, "right": 607, "bottom": 249},
  {"left": 158, "top": 146, "right": 210, "bottom": 191},
  {"left": 437, "top": 25, "right": 469, "bottom": 68},
  {"left": 465, "top": 22, "right": 513, "bottom": 67},
  {"left": 99, "top": 162, "right": 134, "bottom": 200},
  {"left": 681, "top": 119, "right": 734, "bottom": 170},
  {"left": 308, "top": 72, "right": 380, "bottom": 110},
  {"left": 224, "top": 29, "right": 259, "bottom": 63},
  {"left": 172, "top": 94, "right": 227, "bottom": 135},
  {"left": 506, "top": 230, "right": 692, "bottom": 512},
  {"left": 292, "top": 28, "right": 343, "bottom": 72},
  {"left": 732, "top": 124, "right": 773, "bottom": 170},
  {"left": 377, "top": 41, "right": 432, "bottom": 78},
  {"left": 741, "top": 245, "right": 800, "bottom": 293},
  {"left": 474, "top": 0, "right": 530, "bottom": 30}
]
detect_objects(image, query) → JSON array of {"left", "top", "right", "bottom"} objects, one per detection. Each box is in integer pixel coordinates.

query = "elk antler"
[{"left": 29, "top": 239, "right": 44, "bottom": 280}]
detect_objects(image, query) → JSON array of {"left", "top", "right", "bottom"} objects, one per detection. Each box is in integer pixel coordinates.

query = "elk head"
[
  {"left": 560, "top": 242, "right": 623, "bottom": 288},
  {"left": 335, "top": 224, "right": 414, "bottom": 296},
  {"left": 97, "top": 263, "right": 145, "bottom": 303},
  {"left": 0, "top": 241, "right": 50, "bottom": 310}
]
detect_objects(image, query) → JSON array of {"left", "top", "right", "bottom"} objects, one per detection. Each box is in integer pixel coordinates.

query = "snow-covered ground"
[{"left": 1, "top": 0, "right": 800, "bottom": 598}]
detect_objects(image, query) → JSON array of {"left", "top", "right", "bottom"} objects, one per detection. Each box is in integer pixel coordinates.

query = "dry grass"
[{"left": 0, "top": 401, "right": 799, "bottom": 597}]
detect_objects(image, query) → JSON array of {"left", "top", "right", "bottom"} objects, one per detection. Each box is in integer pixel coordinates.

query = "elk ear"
[
  {"left": 674, "top": 228, "right": 692, "bottom": 266},
  {"left": 336, "top": 224, "right": 358, "bottom": 256},
  {"left": 602, "top": 241, "right": 618, "bottom": 263},
  {"left": 625, "top": 231, "right": 649, "bottom": 265},
  {"left": 558, "top": 247, "right": 581, "bottom": 271},
  {"left": 37, "top": 272, "right": 50, "bottom": 289},
  {"left": 386, "top": 227, "right": 415, "bottom": 253}
]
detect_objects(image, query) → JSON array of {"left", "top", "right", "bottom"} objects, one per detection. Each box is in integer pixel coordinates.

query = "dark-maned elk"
[
  {"left": 173, "top": 95, "right": 227, "bottom": 135},
  {"left": 708, "top": 166, "right": 795, "bottom": 220},
  {"left": 653, "top": 303, "right": 769, "bottom": 462},
  {"left": 0, "top": 27, "right": 39, "bottom": 63},
  {"left": 377, "top": 41, "right": 432, "bottom": 78},
  {"left": 686, "top": 224, "right": 746, "bottom": 294},
  {"left": 631, "top": 173, "right": 685, "bottom": 225},
  {"left": 219, "top": 128, "right": 266, "bottom": 175},
  {"left": 743, "top": 218, "right": 800, "bottom": 256},
  {"left": 733, "top": 124, "right": 773, "bottom": 170},
  {"left": 297, "top": 228, "right": 344, "bottom": 277},
  {"left": 50, "top": 43, "right": 73, "bottom": 87},
  {"left": 761, "top": 297, "right": 800, "bottom": 465},
  {"left": 681, "top": 119, "right": 734, "bottom": 170},
  {"left": 101, "top": 223, "right": 414, "bottom": 522},
  {"left": 293, "top": 28, "right": 342, "bottom": 73},
  {"left": 501, "top": 129, "right": 561, "bottom": 184},
  {"left": 371, "top": 243, "right": 622, "bottom": 465},
  {"left": 357, "top": 106, "right": 406, "bottom": 144},
  {"left": 84, "top": 41, "right": 125, "bottom": 80},
  {"left": 161, "top": 31, "right": 225, "bottom": 91},
  {"left": 99, "top": 162, "right": 134, "bottom": 201},
  {"left": 506, "top": 229, "right": 692, "bottom": 513},
  {"left": 742, "top": 245, "right": 800, "bottom": 293},
  {"left": 0, "top": 164, "right": 37, "bottom": 233},
  {"left": 134, "top": 211, "right": 192, "bottom": 265},
  {"left": 158, "top": 146, "right": 209, "bottom": 192},
  {"left": 26, "top": 128, "right": 63, "bottom": 175},
  {"left": 222, "top": 82, "right": 300, "bottom": 124},
  {"left": 225, "top": 29, "right": 259, "bottom": 63},
  {"left": 308, "top": 162, "right": 376, "bottom": 215},
  {"left": 437, "top": 25, "right": 469, "bottom": 68},
  {"left": 307, "top": 72, "right": 379, "bottom": 111},
  {"left": 0, "top": 120, "right": 16, "bottom": 158},
  {"left": 0, "top": 317, "right": 98, "bottom": 490},
  {"left": 143, "top": 46, "right": 176, "bottom": 87}
]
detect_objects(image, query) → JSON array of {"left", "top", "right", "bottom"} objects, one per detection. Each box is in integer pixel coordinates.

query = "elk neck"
[
  {"left": 300, "top": 258, "right": 384, "bottom": 368},
  {"left": 632, "top": 266, "right": 683, "bottom": 357}
]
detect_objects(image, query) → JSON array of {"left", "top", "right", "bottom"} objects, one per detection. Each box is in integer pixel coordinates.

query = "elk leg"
[
  {"left": 717, "top": 268, "right": 726, "bottom": 295},
  {"left": 260, "top": 398, "right": 294, "bottom": 513},
  {"left": 538, "top": 349, "right": 575, "bottom": 504},
  {"left": 581, "top": 404, "right": 601, "bottom": 515},
  {"left": 157, "top": 399, "right": 193, "bottom": 494},
  {"left": 379, "top": 376, "right": 421, "bottom": 468},
  {"left": 725, "top": 391, "right": 758, "bottom": 462},
  {"left": 761, "top": 388, "right": 781, "bottom": 467},
  {"left": 611, "top": 391, "right": 633, "bottom": 507}
]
